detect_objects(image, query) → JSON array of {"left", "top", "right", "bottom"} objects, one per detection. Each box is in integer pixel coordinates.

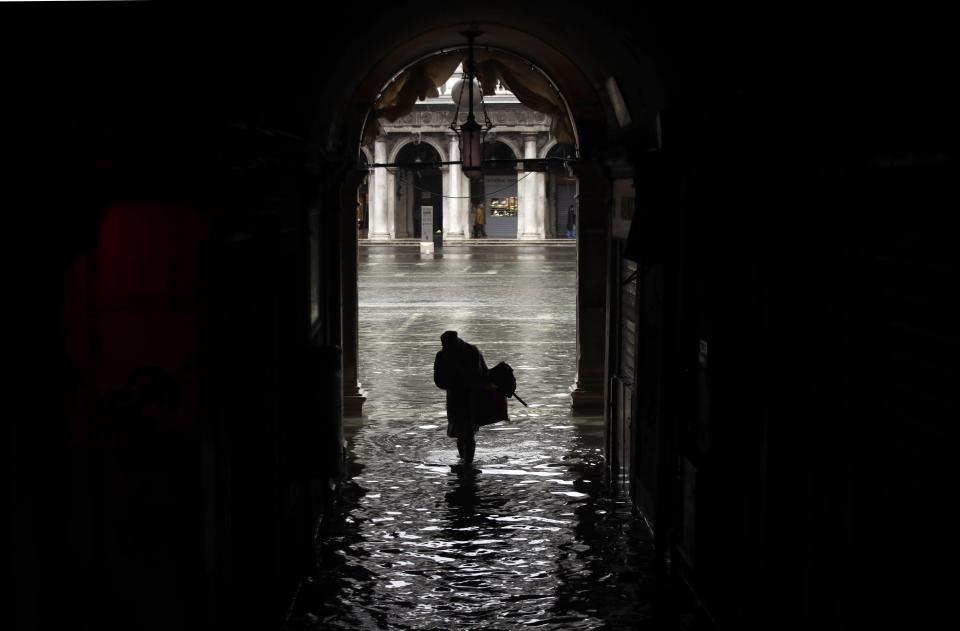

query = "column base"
[
  {"left": 518, "top": 233, "right": 546, "bottom": 240},
  {"left": 570, "top": 380, "right": 604, "bottom": 412},
  {"left": 367, "top": 233, "right": 392, "bottom": 241},
  {"left": 344, "top": 387, "right": 368, "bottom": 417}
]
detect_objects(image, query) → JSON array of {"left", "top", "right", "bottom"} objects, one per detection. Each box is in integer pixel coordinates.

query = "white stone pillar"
[
  {"left": 440, "top": 170, "right": 449, "bottom": 239},
  {"left": 445, "top": 135, "right": 462, "bottom": 238},
  {"left": 368, "top": 138, "right": 390, "bottom": 240},
  {"left": 386, "top": 169, "right": 396, "bottom": 239},
  {"left": 536, "top": 172, "right": 547, "bottom": 239},
  {"left": 518, "top": 134, "right": 540, "bottom": 239},
  {"left": 461, "top": 171, "right": 472, "bottom": 239}
]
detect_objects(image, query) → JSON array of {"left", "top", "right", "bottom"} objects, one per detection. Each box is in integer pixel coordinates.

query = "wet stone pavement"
[{"left": 291, "top": 245, "right": 691, "bottom": 630}]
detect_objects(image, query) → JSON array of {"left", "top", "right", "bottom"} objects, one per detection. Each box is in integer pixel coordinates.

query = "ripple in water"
[{"left": 288, "top": 247, "right": 683, "bottom": 630}]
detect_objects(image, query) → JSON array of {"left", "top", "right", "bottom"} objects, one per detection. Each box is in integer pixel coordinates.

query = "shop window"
[{"left": 489, "top": 196, "right": 518, "bottom": 217}]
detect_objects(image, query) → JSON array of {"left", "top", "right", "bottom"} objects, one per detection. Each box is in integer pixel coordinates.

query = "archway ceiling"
[
  {"left": 352, "top": 22, "right": 603, "bottom": 109},
  {"left": 363, "top": 48, "right": 576, "bottom": 147},
  {"left": 338, "top": 20, "right": 629, "bottom": 153}
]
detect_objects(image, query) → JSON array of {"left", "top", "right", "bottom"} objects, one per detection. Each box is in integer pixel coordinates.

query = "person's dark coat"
[{"left": 434, "top": 338, "right": 487, "bottom": 438}]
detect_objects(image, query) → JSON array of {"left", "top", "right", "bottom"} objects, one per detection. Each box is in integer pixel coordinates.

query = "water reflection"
[
  {"left": 305, "top": 433, "right": 646, "bottom": 629},
  {"left": 289, "top": 247, "right": 682, "bottom": 629}
]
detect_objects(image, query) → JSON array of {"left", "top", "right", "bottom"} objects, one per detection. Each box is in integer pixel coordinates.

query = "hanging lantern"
[
  {"left": 450, "top": 30, "right": 493, "bottom": 179},
  {"left": 460, "top": 116, "right": 483, "bottom": 177},
  {"left": 450, "top": 77, "right": 482, "bottom": 111}
]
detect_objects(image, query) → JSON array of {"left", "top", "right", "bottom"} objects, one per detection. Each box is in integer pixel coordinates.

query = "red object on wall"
[{"left": 64, "top": 202, "right": 209, "bottom": 432}]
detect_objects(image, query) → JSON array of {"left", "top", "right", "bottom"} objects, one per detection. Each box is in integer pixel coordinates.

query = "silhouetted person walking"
[{"left": 434, "top": 330, "right": 487, "bottom": 465}]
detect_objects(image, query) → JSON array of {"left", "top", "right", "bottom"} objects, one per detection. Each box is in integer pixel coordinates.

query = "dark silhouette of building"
[{"left": 7, "top": 3, "right": 957, "bottom": 629}]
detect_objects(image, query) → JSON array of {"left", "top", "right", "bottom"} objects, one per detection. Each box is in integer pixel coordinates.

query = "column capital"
[{"left": 448, "top": 136, "right": 461, "bottom": 159}]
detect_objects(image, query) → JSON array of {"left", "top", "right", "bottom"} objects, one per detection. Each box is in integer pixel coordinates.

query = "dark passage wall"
[{"left": 611, "top": 8, "right": 959, "bottom": 630}]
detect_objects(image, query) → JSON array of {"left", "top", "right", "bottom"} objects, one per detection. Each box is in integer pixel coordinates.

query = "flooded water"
[{"left": 291, "top": 246, "right": 685, "bottom": 630}]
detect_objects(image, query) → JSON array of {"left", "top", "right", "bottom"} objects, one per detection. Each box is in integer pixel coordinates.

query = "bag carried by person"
[
  {"left": 472, "top": 361, "right": 530, "bottom": 427},
  {"left": 487, "top": 361, "right": 528, "bottom": 407},
  {"left": 473, "top": 384, "right": 509, "bottom": 426}
]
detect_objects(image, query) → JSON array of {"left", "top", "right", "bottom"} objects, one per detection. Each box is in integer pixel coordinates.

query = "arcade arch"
[
  {"left": 332, "top": 26, "right": 659, "bottom": 418},
  {"left": 392, "top": 141, "right": 444, "bottom": 239}
]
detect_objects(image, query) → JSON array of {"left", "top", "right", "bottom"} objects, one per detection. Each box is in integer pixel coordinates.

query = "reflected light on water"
[{"left": 290, "top": 247, "right": 668, "bottom": 630}]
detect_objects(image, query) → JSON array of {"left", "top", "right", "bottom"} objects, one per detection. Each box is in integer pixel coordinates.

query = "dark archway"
[
  {"left": 339, "top": 31, "right": 624, "bottom": 422},
  {"left": 482, "top": 138, "right": 520, "bottom": 172},
  {"left": 545, "top": 143, "right": 578, "bottom": 238},
  {"left": 394, "top": 141, "right": 443, "bottom": 238},
  {"left": 481, "top": 140, "right": 521, "bottom": 238}
]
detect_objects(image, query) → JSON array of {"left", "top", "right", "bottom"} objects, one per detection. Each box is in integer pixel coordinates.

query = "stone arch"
[
  {"left": 539, "top": 139, "right": 579, "bottom": 160},
  {"left": 387, "top": 136, "right": 447, "bottom": 165},
  {"left": 313, "top": 12, "right": 665, "bottom": 165},
  {"left": 358, "top": 49, "right": 584, "bottom": 157},
  {"left": 487, "top": 136, "right": 522, "bottom": 160},
  {"left": 539, "top": 138, "right": 559, "bottom": 159},
  {"left": 327, "top": 15, "right": 665, "bottom": 422}
]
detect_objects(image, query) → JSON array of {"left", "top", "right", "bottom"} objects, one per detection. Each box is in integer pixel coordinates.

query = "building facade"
[{"left": 361, "top": 67, "right": 577, "bottom": 240}]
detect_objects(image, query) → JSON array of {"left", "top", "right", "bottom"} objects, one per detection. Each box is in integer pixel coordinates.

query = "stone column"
[
  {"left": 518, "top": 134, "right": 540, "bottom": 239},
  {"left": 339, "top": 172, "right": 367, "bottom": 416},
  {"left": 461, "top": 171, "right": 472, "bottom": 239},
  {"left": 570, "top": 164, "right": 609, "bottom": 411},
  {"left": 536, "top": 172, "right": 547, "bottom": 238},
  {"left": 445, "top": 134, "right": 465, "bottom": 239},
  {"left": 368, "top": 138, "right": 390, "bottom": 240},
  {"left": 386, "top": 169, "right": 396, "bottom": 239},
  {"left": 440, "top": 170, "right": 449, "bottom": 238}
]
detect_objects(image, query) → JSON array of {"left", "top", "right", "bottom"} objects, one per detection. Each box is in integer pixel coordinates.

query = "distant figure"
[
  {"left": 434, "top": 330, "right": 488, "bottom": 464},
  {"left": 473, "top": 203, "right": 487, "bottom": 238}
]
